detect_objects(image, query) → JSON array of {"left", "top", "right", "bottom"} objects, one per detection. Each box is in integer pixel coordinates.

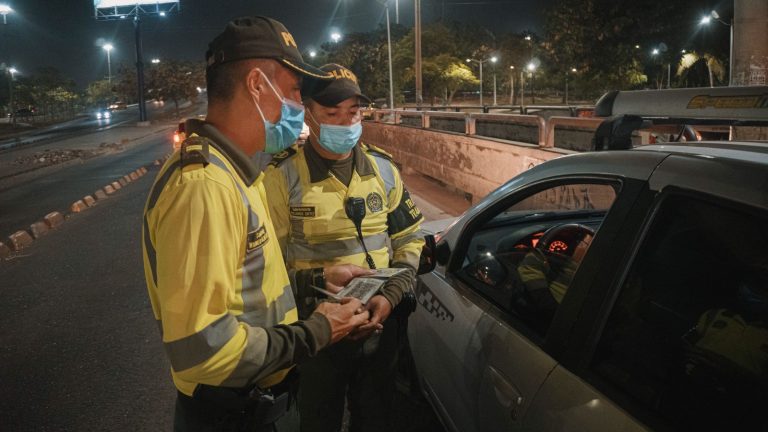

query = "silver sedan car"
[{"left": 411, "top": 87, "right": 768, "bottom": 432}]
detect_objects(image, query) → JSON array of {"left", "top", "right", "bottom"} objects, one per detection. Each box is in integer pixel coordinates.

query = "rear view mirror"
[{"left": 417, "top": 234, "right": 438, "bottom": 275}]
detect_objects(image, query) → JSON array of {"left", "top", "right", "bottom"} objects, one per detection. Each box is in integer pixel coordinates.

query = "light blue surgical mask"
[
  {"left": 252, "top": 72, "right": 305, "bottom": 154},
  {"left": 307, "top": 110, "right": 363, "bottom": 155},
  {"left": 318, "top": 121, "right": 363, "bottom": 154}
]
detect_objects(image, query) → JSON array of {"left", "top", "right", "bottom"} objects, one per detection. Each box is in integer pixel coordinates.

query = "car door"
[
  {"left": 410, "top": 269, "right": 493, "bottom": 432},
  {"left": 459, "top": 180, "right": 626, "bottom": 431},
  {"left": 527, "top": 157, "right": 768, "bottom": 431}
]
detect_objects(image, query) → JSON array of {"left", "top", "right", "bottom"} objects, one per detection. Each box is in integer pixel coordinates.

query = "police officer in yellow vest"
[
  {"left": 262, "top": 64, "right": 425, "bottom": 432},
  {"left": 142, "top": 18, "right": 373, "bottom": 431}
]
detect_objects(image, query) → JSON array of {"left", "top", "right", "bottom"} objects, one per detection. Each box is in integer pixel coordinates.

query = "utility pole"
[
  {"left": 385, "top": 1, "right": 395, "bottom": 112},
  {"left": 414, "top": 0, "right": 423, "bottom": 106},
  {"left": 520, "top": 71, "right": 525, "bottom": 111},
  {"left": 134, "top": 15, "right": 147, "bottom": 123},
  {"left": 395, "top": 0, "right": 399, "bottom": 24}
]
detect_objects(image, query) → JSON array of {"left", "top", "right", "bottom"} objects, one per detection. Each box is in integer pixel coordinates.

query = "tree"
[
  {"left": 146, "top": 60, "right": 206, "bottom": 117},
  {"left": 677, "top": 52, "right": 726, "bottom": 88},
  {"left": 85, "top": 79, "right": 112, "bottom": 108}
]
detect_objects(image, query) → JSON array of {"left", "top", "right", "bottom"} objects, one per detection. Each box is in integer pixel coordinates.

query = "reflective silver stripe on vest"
[
  {"left": 391, "top": 230, "right": 424, "bottom": 251},
  {"left": 282, "top": 158, "right": 307, "bottom": 243},
  {"left": 219, "top": 325, "right": 271, "bottom": 387},
  {"left": 370, "top": 155, "right": 396, "bottom": 201},
  {"left": 288, "top": 232, "right": 389, "bottom": 261},
  {"left": 163, "top": 314, "right": 239, "bottom": 372},
  {"left": 235, "top": 283, "right": 295, "bottom": 327},
  {"left": 207, "top": 156, "right": 296, "bottom": 327}
]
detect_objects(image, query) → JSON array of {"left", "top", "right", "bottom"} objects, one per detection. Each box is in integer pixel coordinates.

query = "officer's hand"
[
  {"left": 348, "top": 295, "right": 392, "bottom": 341},
  {"left": 324, "top": 264, "right": 375, "bottom": 294},
  {"left": 314, "top": 297, "right": 371, "bottom": 344}
]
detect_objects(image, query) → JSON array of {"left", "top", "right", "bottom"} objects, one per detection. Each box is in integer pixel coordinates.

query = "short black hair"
[{"left": 206, "top": 59, "right": 276, "bottom": 105}]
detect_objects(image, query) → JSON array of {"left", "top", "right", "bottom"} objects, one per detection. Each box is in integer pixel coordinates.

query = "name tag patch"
[
  {"left": 247, "top": 226, "right": 269, "bottom": 251},
  {"left": 290, "top": 206, "right": 316, "bottom": 217}
]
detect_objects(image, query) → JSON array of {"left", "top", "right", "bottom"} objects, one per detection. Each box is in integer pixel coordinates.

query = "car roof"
[{"left": 635, "top": 141, "right": 768, "bottom": 166}]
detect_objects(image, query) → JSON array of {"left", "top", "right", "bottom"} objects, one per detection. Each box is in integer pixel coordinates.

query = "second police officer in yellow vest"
[{"left": 263, "top": 64, "right": 425, "bottom": 432}]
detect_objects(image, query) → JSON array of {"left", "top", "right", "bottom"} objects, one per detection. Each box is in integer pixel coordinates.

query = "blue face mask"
[
  {"left": 253, "top": 72, "right": 305, "bottom": 154},
  {"left": 318, "top": 121, "right": 363, "bottom": 154}
]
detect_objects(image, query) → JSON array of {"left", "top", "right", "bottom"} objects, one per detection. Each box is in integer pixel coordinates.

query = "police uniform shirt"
[
  {"left": 263, "top": 141, "right": 425, "bottom": 308},
  {"left": 142, "top": 120, "right": 332, "bottom": 397}
]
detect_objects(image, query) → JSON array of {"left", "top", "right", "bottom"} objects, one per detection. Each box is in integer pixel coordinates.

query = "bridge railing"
[{"left": 365, "top": 108, "right": 600, "bottom": 151}]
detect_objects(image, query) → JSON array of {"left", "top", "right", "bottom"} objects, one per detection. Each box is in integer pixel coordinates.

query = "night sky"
[{"left": 1, "top": 0, "right": 555, "bottom": 89}]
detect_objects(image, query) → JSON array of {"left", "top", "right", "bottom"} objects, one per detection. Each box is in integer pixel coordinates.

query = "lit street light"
[
  {"left": 700, "top": 10, "right": 733, "bottom": 85},
  {"left": 7, "top": 66, "right": 18, "bottom": 123},
  {"left": 527, "top": 62, "right": 538, "bottom": 104},
  {"left": 490, "top": 56, "right": 498, "bottom": 105},
  {"left": 331, "top": 32, "right": 342, "bottom": 43},
  {"left": 309, "top": 50, "right": 317, "bottom": 58},
  {"left": 565, "top": 67, "right": 577, "bottom": 105},
  {"left": 509, "top": 65, "right": 515, "bottom": 105},
  {"left": 151, "top": 58, "right": 160, "bottom": 64},
  {"left": 103, "top": 43, "right": 114, "bottom": 85},
  {"left": 0, "top": 4, "right": 12, "bottom": 24},
  {"left": 466, "top": 55, "right": 499, "bottom": 106}
]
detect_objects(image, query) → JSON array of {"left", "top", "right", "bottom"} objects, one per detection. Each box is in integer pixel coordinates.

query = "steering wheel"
[{"left": 536, "top": 223, "right": 596, "bottom": 259}]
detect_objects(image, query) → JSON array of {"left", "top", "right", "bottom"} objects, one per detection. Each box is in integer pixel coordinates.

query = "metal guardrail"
[
  {"left": 397, "top": 104, "right": 595, "bottom": 116},
  {"left": 367, "top": 108, "right": 599, "bottom": 150}
]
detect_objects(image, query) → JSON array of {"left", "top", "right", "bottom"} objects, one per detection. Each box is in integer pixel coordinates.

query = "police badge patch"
[{"left": 366, "top": 192, "right": 384, "bottom": 213}]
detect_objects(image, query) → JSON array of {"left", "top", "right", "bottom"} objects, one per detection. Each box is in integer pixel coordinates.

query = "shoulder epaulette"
[
  {"left": 180, "top": 135, "right": 210, "bottom": 167},
  {"left": 268, "top": 146, "right": 298, "bottom": 167},
  {"left": 363, "top": 143, "right": 394, "bottom": 162}
]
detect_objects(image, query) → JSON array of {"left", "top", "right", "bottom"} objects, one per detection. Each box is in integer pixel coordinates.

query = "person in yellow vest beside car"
[
  {"left": 262, "top": 63, "right": 425, "bottom": 432},
  {"left": 142, "top": 18, "right": 373, "bottom": 431}
]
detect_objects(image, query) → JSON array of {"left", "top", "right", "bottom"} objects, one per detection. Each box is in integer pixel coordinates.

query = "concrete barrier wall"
[{"left": 362, "top": 121, "right": 567, "bottom": 203}]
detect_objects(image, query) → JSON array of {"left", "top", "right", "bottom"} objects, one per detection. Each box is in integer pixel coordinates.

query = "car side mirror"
[{"left": 417, "top": 234, "right": 452, "bottom": 275}]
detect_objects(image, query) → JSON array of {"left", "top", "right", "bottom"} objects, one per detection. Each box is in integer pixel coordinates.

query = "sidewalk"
[{"left": 403, "top": 171, "right": 471, "bottom": 221}]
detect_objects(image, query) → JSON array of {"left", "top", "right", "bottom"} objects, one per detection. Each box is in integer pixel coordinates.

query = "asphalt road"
[
  {"left": 0, "top": 131, "right": 171, "bottom": 238},
  {"left": 0, "top": 163, "right": 175, "bottom": 431}
]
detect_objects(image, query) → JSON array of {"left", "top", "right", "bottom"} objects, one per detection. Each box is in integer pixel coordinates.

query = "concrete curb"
[
  {"left": 29, "top": 221, "right": 49, "bottom": 239},
  {"left": 44, "top": 212, "right": 64, "bottom": 228},
  {"left": 71, "top": 200, "right": 87, "bottom": 213},
  {"left": 2, "top": 161, "right": 156, "bottom": 262},
  {"left": 8, "top": 230, "right": 34, "bottom": 251}
]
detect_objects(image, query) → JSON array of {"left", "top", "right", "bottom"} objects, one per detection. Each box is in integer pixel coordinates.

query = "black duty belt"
[{"left": 191, "top": 368, "right": 299, "bottom": 429}]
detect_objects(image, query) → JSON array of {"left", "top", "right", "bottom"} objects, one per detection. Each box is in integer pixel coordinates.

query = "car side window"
[
  {"left": 456, "top": 182, "right": 617, "bottom": 336},
  {"left": 589, "top": 194, "right": 768, "bottom": 430}
]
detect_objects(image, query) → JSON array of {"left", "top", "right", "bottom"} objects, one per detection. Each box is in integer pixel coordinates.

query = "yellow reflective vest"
[
  {"left": 263, "top": 142, "right": 424, "bottom": 305},
  {"left": 142, "top": 121, "right": 328, "bottom": 397}
]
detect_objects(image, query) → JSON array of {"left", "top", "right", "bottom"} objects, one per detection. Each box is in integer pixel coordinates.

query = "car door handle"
[{"left": 486, "top": 365, "right": 525, "bottom": 419}]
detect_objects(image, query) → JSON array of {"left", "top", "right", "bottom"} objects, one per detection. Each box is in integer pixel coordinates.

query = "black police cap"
[
  {"left": 304, "top": 64, "right": 372, "bottom": 107},
  {"left": 206, "top": 16, "right": 332, "bottom": 81}
]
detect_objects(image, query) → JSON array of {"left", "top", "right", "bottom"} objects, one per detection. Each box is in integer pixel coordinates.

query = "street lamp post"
[
  {"left": 527, "top": 62, "right": 537, "bottom": 104},
  {"left": 491, "top": 56, "right": 498, "bottom": 105},
  {"left": 509, "top": 66, "right": 515, "bottom": 105},
  {"left": 466, "top": 56, "right": 498, "bottom": 107},
  {"left": 565, "top": 67, "right": 576, "bottom": 105},
  {"left": 8, "top": 66, "right": 16, "bottom": 123},
  {"left": 103, "top": 43, "right": 114, "bottom": 85},
  {"left": 700, "top": 10, "right": 734, "bottom": 85},
  {"left": 0, "top": 4, "right": 12, "bottom": 25}
]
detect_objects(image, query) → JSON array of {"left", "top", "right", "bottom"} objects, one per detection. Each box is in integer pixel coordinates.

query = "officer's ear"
[{"left": 245, "top": 67, "right": 266, "bottom": 101}]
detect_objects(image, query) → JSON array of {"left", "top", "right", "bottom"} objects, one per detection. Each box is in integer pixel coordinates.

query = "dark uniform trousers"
[
  {"left": 298, "top": 317, "right": 400, "bottom": 432},
  {"left": 174, "top": 375, "right": 300, "bottom": 432}
]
